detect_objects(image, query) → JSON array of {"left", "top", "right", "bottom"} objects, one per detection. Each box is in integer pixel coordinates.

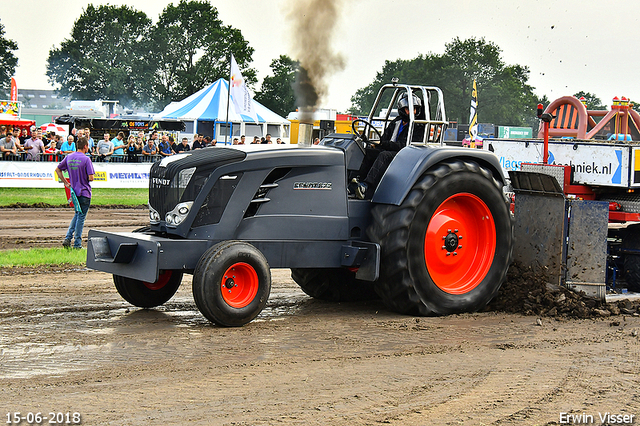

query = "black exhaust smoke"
[{"left": 286, "top": 0, "right": 345, "bottom": 144}]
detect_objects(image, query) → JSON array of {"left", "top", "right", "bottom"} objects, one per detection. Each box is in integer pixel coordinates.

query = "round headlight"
[{"left": 178, "top": 206, "right": 189, "bottom": 215}]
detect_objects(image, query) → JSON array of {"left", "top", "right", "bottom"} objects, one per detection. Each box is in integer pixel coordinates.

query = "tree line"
[{"left": 0, "top": 5, "right": 632, "bottom": 126}]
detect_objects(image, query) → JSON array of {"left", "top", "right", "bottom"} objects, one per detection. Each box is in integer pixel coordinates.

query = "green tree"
[
  {"left": 573, "top": 91, "right": 606, "bottom": 110},
  {"left": 349, "top": 37, "right": 539, "bottom": 127},
  {"left": 254, "top": 55, "right": 299, "bottom": 117},
  {"left": 150, "top": 0, "right": 255, "bottom": 110},
  {"left": 46, "top": 4, "right": 151, "bottom": 107},
  {"left": 0, "top": 20, "right": 18, "bottom": 92}
]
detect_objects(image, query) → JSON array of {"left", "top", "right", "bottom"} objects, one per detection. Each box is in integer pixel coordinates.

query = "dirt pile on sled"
[{"left": 487, "top": 264, "right": 640, "bottom": 318}]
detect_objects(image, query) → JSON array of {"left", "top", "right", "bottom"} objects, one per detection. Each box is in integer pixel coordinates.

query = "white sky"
[{"left": 3, "top": 0, "right": 640, "bottom": 113}]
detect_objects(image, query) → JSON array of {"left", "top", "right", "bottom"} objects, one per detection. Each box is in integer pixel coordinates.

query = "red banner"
[{"left": 10, "top": 78, "right": 17, "bottom": 101}]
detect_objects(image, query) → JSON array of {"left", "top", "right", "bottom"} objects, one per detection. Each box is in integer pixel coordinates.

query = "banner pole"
[{"left": 224, "top": 54, "right": 232, "bottom": 145}]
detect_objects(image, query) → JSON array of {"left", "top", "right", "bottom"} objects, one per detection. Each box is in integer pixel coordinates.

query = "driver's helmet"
[{"left": 397, "top": 92, "right": 422, "bottom": 120}]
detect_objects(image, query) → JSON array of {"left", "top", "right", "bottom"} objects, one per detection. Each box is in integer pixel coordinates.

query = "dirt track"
[{"left": 1, "top": 209, "right": 639, "bottom": 425}]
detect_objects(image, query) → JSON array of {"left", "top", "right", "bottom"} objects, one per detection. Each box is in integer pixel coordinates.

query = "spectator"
[
  {"left": 19, "top": 128, "right": 28, "bottom": 145},
  {"left": 158, "top": 134, "right": 173, "bottom": 157},
  {"left": 276, "top": 137, "right": 284, "bottom": 144},
  {"left": 191, "top": 134, "right": 202, "bottom": 149},
  {"left": 251, "top": 136, "right": 260, "bottom": 144},
  {"left": 0, "top": 125, "right": 6, "bottom": 138},
  {"left": 265, "top": 134, "right": 273, "bottom": 144},
  {"left": 126, "top": 135, "right": 142, "bottom": 162},
  {"left": 210, "top": 138, "right": 217, "bottom": 146},
  {"left": 11, "top": 128, "right": 23, "bottom": 151},
  {"left": 60, "top": 135, "right": 76, "bottom": 156},
  {"left": 174, "top": 137, "right": 191, "bottom": 153},
  {"left": 55, "top": 137, "right": 94, "bottom": 249},
  {"left": 203, "top": 136, "right": 213, "bottom": 148},
  {"left": 96, "top": 133, "right": 115, "bottom": 162},
  {"left": 24, "top": 129, "right": 45, "bottom": 160},
  {"left": 313, "top": 138, "right": 320, "bottom": 145},
  {"left": 85, "top": 128, "right": 95, "bottom": 153},
  {"left": 45, "top": 139, "right": 58, "bottom": 154},
  {"left": 137, "top": 131, "right": 146, "bottom": 142},
  {"left": 0, "top": 133, "right": 18, "bottom": 159},
  {"left": 142, "top": 138, "right": 157, "bottom": 158},
  {"left": 232, "top": 137, "right": 239, "bottom": 145},
  {"left": 239, "top": 135, "right": 246, "bottom": 145},
  {"left": 261, "top": 137, "right": 266, "bottom": 144},
  {"left": 148, "top": 131, "right": 159, "bottom": 148},
  {"left": 112, "top": 132, "right": 126, "bottom": 156}
]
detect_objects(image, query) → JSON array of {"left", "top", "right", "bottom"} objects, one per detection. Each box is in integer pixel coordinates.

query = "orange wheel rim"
[
  {"left": 424, "top": 193, "right": 496, "bottom": 294},
  {"left": 221, "top": 263, "right": 259, "bottom": 308},
  {"left": 144, "top": 270, "right": 172, "bottom": 290}
]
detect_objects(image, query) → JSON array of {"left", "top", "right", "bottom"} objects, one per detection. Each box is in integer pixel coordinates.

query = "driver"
[{"left": 354, "top": 92, "right": 424, "bottom": 199}]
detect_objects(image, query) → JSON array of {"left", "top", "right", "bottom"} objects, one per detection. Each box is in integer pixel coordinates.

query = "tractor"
[{"left": 87, "top": 83, "right": 514, "bottom": 326}]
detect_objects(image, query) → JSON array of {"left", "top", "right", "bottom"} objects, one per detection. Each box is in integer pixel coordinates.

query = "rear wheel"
[
  {"left": 193, "top": 241, "right": 271, "bottom": 326},
  {"left": 291, "top": 268, "right": 378, "bottom": 302},
  {"left": 113, "top": 270, "right": 183, "bottom": 308},
  {"left": 622, "top": 224, "right": 640, "bottom": 292},
  {"left": 367, "top": 160, "right": 513, "bottom": 315}
]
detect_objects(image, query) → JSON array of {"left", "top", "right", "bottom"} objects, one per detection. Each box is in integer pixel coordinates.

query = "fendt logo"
[
  {"left": 152, "top": 177, "right": 171, "bottom": 186},
  {"left": 293, "top": 182, "right": 332, "bottom": 190}
]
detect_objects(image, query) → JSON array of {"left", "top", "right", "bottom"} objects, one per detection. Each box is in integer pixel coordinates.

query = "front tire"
[
  {"left": 193, "top": 241, "right": 271, "bottom": 326},
  {"left": 113, "top": 270, "right": 183, "bottom": 308},
  {"left": 368, "top": 160, "right": 513, "bottom": 315}
]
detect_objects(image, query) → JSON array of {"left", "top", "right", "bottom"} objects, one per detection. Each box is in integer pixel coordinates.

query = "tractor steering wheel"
[{"left": 352, "top": 119, "right": 382, "bottom": 148}]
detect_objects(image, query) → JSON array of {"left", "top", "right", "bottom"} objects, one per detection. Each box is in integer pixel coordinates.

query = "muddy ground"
[{"left": 0, "top": 208, "right": 639, "bottom": 425}]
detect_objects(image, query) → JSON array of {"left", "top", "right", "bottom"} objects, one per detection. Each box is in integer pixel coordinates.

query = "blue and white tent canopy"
[{"left": 154, "top": 78, "right": 289, "bottom": 125}]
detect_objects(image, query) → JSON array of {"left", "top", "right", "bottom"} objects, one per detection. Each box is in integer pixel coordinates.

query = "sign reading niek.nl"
[
  {"left": 485, "top": 139, "right": 628, "bottom": 187},
  {"left": 0, "top": 162, "right": 152, "bottom": 188}
]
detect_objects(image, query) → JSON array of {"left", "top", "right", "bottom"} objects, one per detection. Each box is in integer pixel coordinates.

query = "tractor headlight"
[
  {"left": 165, "top": 201, "right": 194, "bottom": 227},
  {"left": 149, "top": 203, "right": 161, "bottom": 224}
]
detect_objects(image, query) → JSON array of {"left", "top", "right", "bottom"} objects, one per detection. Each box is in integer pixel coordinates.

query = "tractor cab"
[{"left": 352, "top": 83, "right": 448, "bottom": 147}]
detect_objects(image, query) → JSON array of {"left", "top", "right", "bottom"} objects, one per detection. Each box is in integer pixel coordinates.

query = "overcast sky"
[{"left": 3, "top": 0, "right": 640, "bottom": 114}]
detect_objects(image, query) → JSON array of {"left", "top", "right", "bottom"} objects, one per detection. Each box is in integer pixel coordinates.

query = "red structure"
[{"left": 537, "top": 95, "right": 640, "bottom": 140}]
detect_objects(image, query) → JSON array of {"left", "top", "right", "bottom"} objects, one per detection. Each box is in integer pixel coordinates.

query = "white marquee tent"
[{"left": 154, "top": 78, "right": 290, "bottom": 143}]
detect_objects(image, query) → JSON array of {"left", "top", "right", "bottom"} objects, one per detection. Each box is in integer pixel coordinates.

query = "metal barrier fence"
[{"left": 0, "top": 153, "right": 164, "bottom": 163}]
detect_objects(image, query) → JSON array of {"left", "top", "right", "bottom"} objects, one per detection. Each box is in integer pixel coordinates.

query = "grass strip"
[
  {"left": 0, "top": 247, "right": 87, "bottom": 267},
  {"left": 0, "top": 247, "right": 87, "bottom": 268},
  {"left": 0, "top": 188, "right": 148, "bottom": 207}
]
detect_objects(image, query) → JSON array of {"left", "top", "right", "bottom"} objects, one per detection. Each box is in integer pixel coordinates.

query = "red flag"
[{"left": 10, "top": 78, "right": 17, "bottom": 101}]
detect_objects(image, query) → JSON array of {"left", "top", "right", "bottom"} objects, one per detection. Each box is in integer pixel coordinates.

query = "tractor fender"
[{"left": 372, "top": 145, "right": 507, "bottom": 206}]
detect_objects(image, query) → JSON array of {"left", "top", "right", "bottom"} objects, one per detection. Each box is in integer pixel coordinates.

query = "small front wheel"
[
  {"left": 113, "top": 270, "right": 183, "bottom": 308},
  {"left": 193, "top": 241, "right": 271, "bottom": 326}
]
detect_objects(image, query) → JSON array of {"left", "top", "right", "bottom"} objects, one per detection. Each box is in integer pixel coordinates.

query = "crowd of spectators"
[{"left": 0, "top": 125, "right": 289, "bottom": 163}]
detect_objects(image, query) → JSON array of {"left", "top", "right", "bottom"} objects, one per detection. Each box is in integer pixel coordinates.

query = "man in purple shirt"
[{"left": 55, "top": 137, "right": 95, "bottom": 249}]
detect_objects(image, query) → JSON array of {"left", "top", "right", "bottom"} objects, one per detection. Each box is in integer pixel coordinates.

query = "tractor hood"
[{"left": 148, "top": 148, "right": 246, "bottom": 225}]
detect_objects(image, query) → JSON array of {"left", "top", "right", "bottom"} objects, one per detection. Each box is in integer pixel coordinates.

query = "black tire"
[
  {"left": 113, "top": 270, "right": 183, "bottom": 308},
  {"left": 290, "top": 268, "right": 378, "bottom": 302},
  {"left": 193, "top": 241, "right": 271, "bottom": 326},
  {"left": 622, "top": 224, "right": 640, "bottom": 292},
  {"left": 367, "top": 160, "right": 514, "bottom": 315}
]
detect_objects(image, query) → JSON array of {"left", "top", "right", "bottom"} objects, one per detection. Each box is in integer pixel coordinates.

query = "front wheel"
[
  {"left": 193, "top": 241, "right": 271, "bottom": 326},
  {"left": 113, "top": 270, "right": 183, "bottom": 308},
  {"left": 368, "top": 160, "right": 513, "bottom": 315}
]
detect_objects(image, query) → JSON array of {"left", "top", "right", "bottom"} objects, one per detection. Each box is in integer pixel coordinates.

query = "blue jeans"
[{"left": 65, "top": 196, "right": 91, "bottom": 248}]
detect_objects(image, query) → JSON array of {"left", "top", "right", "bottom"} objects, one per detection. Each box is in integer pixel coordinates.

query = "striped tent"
[{"left": 154, "top": 78, "right": 288, "bottom": 125}]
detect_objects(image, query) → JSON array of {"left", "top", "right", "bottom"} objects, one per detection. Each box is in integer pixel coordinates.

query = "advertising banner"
[
  {"left": 498, "top": 126, "right": 533, "bottom": 139},
  {"left": 0, "top": 162, "right": 152, "bottom": 188},
  {"left": 485, "top": 139, "right": 630, "bottom": 187}
]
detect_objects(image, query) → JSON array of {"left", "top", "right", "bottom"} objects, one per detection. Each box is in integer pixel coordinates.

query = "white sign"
[
  {"left": 0, "top": 162, "right": 152, "bottom": 188},
  {"left": 485, "top": 139, "right": 630, "bottom": 187}
]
